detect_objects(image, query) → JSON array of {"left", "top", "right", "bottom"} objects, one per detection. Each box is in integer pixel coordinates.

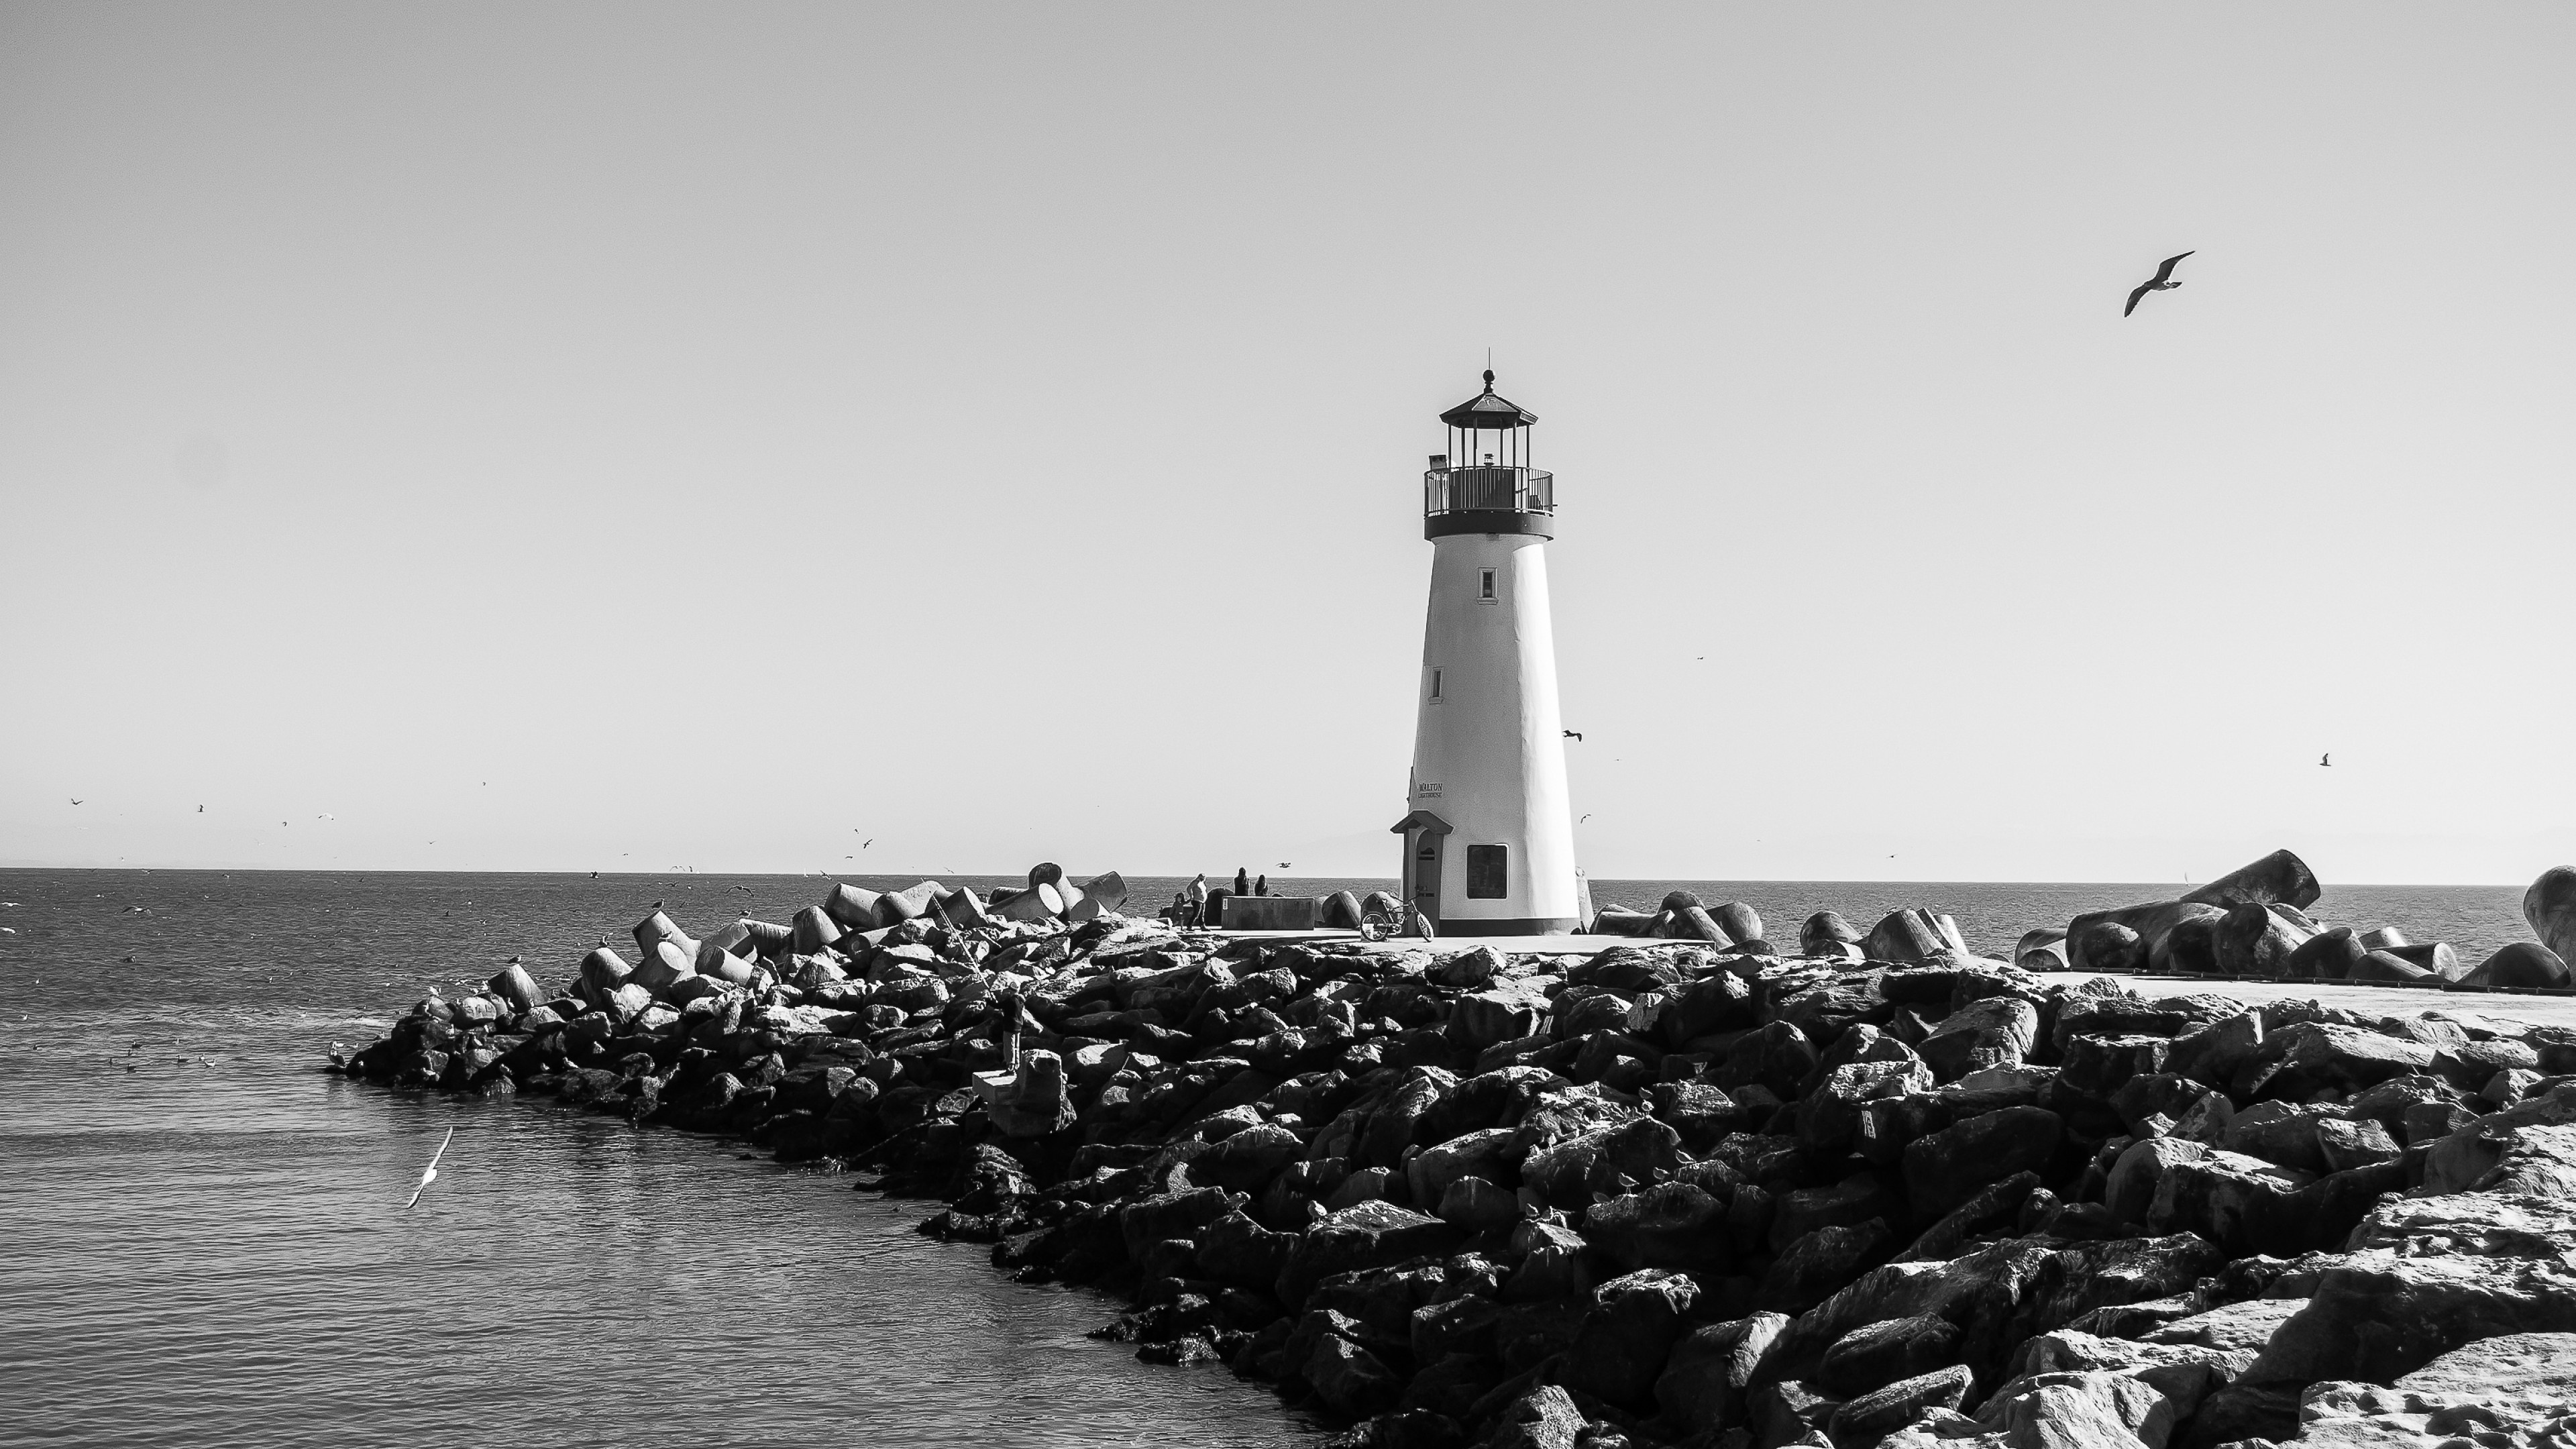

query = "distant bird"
[
  {"left": 69, "top": 798, "right": 83, "bottom": 805},
  {"left": 503, "top": 955, "right": 521, "bottom": 965},
  {"left": 1278, "top": 861, "right": 1292, "bottom": 869},
  {"left": 2320, "top": 753, "right": 2331, "bottom": 767},
  {"left": 197, "top": 805, "right": 204, "bottom": 812},
  {"left": 317, "top": 814, "right": 333, "bottom": 820},
  {"left": 2124, "top": 251, "right": 2194, "bottom": 317},
  {"left": 652, "top": 900, "right": 664, "bottom": 908},
  {"left": 1562, "top": 730, "right": 1583, "bottom": 741},
  {"left": 1579, "top": 814, "right": 1593, "bottom": 824},
  {"left": 406, "top": 1127, "right": 455, "bottom": 1209}
]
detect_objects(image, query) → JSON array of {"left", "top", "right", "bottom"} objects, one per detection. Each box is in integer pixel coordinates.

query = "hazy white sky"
[{"left": 5, "top": 3, "right": 2573, "bottom": 884}]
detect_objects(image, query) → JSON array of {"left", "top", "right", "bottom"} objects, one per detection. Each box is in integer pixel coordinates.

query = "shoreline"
[{"left": 331, "top": 857, "right": 2576, "bottom": 1447}]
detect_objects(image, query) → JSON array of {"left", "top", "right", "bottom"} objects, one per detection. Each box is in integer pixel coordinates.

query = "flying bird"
[
  {"left": 1562, "top": 730, "right": 1583, "bottom": 741},
  {"left": 69, "top": 798, "right": 83, "bottom": 805},
  {"left": 406, "top": 1126, "right": 455, "bottom": 1209},
  {"left": 1579, "top": 814, "right": 1593, "bottom": 824},
  {"left": 2320, "top": 753, "right": 2330, "bottom": 767},
  {"left": 2124, "top": 251, "right": 2194, "bottom": 317},
  {"left": 197, "top": 805, "right": 204, "bottom": 812}
]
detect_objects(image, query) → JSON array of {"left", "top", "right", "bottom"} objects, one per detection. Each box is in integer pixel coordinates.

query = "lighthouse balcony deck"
[{"left": 1424, "top": 464, "right": 1554, "bottom": 517}]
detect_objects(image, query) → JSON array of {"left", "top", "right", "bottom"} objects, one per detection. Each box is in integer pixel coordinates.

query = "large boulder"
[
  {"left": 1827, "top": 1364, "right": 1974, "bottom": 1444},
  {"left": 1479, "top": 1386, "right": 1584, "bottom": 1449},
  {"left": 2458, "top": 939, "right": 2573, "bottom": 990},
  {"left": 1275, "top": 1200, "right": 1464, "bottom": 1309},
  {"left": 1902, "top": 1106, "right": 2063, "bottom": 1220},
  {"left": 2244, "top": 1251, "right": 2576, "bottom": 1387},
  {"left": 1558, "top": 1269, "right": 1698, "bottom": 1409},
  {"left": 1579, "top": 1181, "right": 1733, "bottom": 1275},
  {"left": 1654, "top": 1311, "right": 1788, "bottom": 1428},
  {"left": 1818, "top": 1313, "right": 1962, "bottom": 1399},
  {"left": 1519, "top": 1115, "right": 1681, "bottom": 1209},
  {"left": 1917, "top": 998, "right": 2040, "bottom": 1082},
  {"left": 2524, "top": 865, "right": 2576, "bottom": 967}
]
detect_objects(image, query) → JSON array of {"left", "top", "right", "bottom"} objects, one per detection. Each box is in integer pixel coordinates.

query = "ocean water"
[{"left": 0, "top": 867, "right": 2542, "bottom": 1448}]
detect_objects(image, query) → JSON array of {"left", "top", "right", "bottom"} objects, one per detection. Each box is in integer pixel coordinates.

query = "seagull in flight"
[
  {"left": 2124, "top": 251, "right": 2194, "bottom": 317},
  {"left": 1579, "top": 814, "right": 1593, "bottom": 824},
  {"left": 69, "top": 798, "right": 83, "bottom": 805},
  {"left": 406, "top": 1127, "right": 455, "bottom": 1209},
  {"left": 1562, "top": 730, "right": 1583, "bottom": 741}
]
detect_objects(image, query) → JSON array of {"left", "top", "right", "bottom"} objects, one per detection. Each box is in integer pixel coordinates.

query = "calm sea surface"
[{"left": 0, "top": 868, "right": 2540, "bottom": 1448}]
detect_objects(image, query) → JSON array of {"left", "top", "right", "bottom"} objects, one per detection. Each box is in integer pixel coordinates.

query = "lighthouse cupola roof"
[
  {"left": 1439, "top": 370, "right": 1537, "bottom": 429},
  {"left": 1424, "top": 368, "right": 1553, "bottom": 541}
]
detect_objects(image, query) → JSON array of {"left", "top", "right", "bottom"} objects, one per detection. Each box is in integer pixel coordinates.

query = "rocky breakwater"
[{"left": 333, "top": 857, "right": 2576, "bottom": 1449}]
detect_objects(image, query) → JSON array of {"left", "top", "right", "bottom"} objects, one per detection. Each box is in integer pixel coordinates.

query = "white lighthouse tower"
[{"left": 1391, "top": 370, "right": 1582, "bottom": 935}]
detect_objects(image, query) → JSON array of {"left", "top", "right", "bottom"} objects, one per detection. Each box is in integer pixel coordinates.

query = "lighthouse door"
[{"left": 1411, "top": 830, "right": 1443, "bottom": 928}]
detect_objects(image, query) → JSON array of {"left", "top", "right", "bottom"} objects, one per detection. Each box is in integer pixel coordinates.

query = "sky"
[{"left": 4, "top": 3, "right": 2573, "bottom": 885}]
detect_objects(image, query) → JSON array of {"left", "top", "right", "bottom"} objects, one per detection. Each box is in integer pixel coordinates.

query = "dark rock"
[
  {"left": 1580, "top": 1181, "right": 1733, "bottom": 1276},
  {"left": 1277, "top": 1200, "right": 1464, "bottom": 1309},
  {"left": 1520, "top": 1116, "right": 1681, "bottom": 1209},
  {"left": 1826, "top": 1364, "right": 1973, "bottom": 1446},
  {"left": 1477, "top": 1385, "right": 1583, "bottom": 1449},
  {"left": 1902, "top": 1106, "right": 2063, "bottom": 1221},
  {"left": 1558, "top": 1269, "right": 1698, "bottom": 1409},
  {"left": 2073, "top": 922, "right": 2146, "bottom": 974},
  {"left": 1760, "top": 1219, "right": 1895, "bottom": 1314},
  {"left": 1653, "top": 1311, "right": 1788, "bottom": 1427},
  {"left": 1817, "top": 1313, "right": 1962, "bottom": 1399},
  {"left": 1895, "top": 1171, "right": 2040, "bottom": 1263},
  {"left": 1718, "top": 1021, "right": 1820, "bottom": 1101}
]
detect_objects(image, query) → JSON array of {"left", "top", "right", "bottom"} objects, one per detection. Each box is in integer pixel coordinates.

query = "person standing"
[
  {"left": 1234, "top": 867, "right": 1250, "bottom": 898},
  {"left": 1184, "top": 873, "right": 1210, "bottom": 927}
]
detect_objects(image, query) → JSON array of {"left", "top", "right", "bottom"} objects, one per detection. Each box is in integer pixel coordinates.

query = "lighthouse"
[{"left": 1391, "top": 371, "right": 1582, "bottom": 936}]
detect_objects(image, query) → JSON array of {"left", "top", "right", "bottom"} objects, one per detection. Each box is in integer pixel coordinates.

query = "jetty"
[{"left": 333, "top": 849, "right": 2576, "bottom": 1448}]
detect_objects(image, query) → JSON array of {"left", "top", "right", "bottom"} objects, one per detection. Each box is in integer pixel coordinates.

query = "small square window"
[
  {"left": 1477, "top": 568, "right": 1497, "bottom": 603},
  {"left": 1466, "top": 844, "right": 1508, "bottom": 898}
]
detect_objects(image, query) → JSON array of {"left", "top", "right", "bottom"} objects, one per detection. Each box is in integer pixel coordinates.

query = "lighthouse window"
[
  {"left": 1477, "top": 568, "right": 1498, "bottom": 603},
  {"left": 1466, "top": 845, "right": 1508, "bottom": 898},
  {"left": 1429, "top": 668, "right": 1442, "bottom": 703}
]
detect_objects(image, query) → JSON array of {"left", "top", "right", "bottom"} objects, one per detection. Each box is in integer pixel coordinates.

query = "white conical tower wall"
[{"left": 1407, "top": 531, "right": 1580, "bottom": 932}]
